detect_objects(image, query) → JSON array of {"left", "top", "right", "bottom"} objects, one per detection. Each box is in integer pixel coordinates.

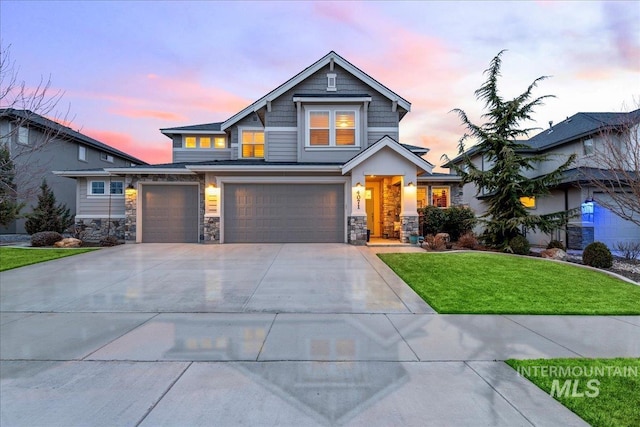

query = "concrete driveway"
[{"left": 1, "top": 243, "right": 638, "bottom": 426}]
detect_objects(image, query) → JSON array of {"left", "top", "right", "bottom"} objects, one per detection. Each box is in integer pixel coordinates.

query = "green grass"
[
  {"left": 506, "top": 358, "right": 640, "bottom": 427},
  {"left": 0, "top": 247, "right": 96, "bottom": 271},
  {"left": 378, "top": 252, "right": 640, "bottom": 314}
]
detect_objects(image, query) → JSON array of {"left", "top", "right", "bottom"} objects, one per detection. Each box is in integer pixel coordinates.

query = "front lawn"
[
  {"left": 0, "top": 247, "right": 96, "bottom": 271},
  {"left": 378, "top": 252, "right": 640, "bottom": 314},
  {"left": 506, "top": 358, "right": 640, "bottom": 427}
]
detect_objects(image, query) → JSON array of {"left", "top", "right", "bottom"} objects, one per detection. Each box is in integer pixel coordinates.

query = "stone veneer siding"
[
  {"left": 348, "top": 216, "right": 367, "bottom": 245},
  {"left": 203, "top": 217, "right": 221, "bottom": 243},
  {"left": 124, "top": 174, "right": 205, "bottom": 243},
  {"left": 399, "top": 215, "right": 419, "bottom": 243},
  {"left": 75, "top": 218, "right": 125, "bottom": 241},
  {"left": 567, "top": 224, "right": 594, "bottom": 250},
  {"left": 382, "top": 178, "right": 401, "bottom": 238}
]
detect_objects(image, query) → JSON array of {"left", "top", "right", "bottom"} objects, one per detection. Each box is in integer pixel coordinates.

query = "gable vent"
[{"left": 327, "top": 73, "right": 337, "bottom": 92}]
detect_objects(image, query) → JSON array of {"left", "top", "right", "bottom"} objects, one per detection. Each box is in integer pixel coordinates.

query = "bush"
[
  {"left": 443, "top": 206, "right": 476, "bottom": 241},
  {"left": 419, "top": 206, "right": 446, "bottom": 236},
  {"left": 458, "top": 232, "right": 478, "bottom": 249},
  {"left": 547, "top": 240, "right": 566, "bottom": 250},
  {"left": 613, "top": 241, "right": 640, "bottom": 260},
  {"left": 31, "top": 231, "right": 63, "bottom": 247},
  {"left": 99, "top": 236, "right": 120, "bottom": 247},
  {"left": 507, "top": 235, "right": 531, "bottom": 255},
  {"left": 583, "top": 242, "right": 613, "bottom": 268},
  {"left": 424, "top": 234, "right": 446, "bottom": 251},
  {"left": 25, "top": 180, "right": 74, "bottom": 234}
]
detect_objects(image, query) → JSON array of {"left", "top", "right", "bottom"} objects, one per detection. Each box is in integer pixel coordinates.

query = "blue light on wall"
[{"left": 581, "top": 198, "right": 594, "bottom": 223}]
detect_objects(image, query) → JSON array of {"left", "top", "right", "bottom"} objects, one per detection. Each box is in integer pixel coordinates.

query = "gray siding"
[
  {"left": 266, "top": 131, "right": 297, "bottom": 162},
  {"left": 77, "top": 177, "right": 126, "bottom": 217},
  {"left": 172, "top": 135, "right": 181, "bottom": 149},
  {"left": 368, "top": 131, "right": 399, "bottom": 146},
  {"left": 173, "top": 149, "right": 233, "bottom": 163},
  {"left": 0, "top": 120, "right": 134, "bottom": 233}
]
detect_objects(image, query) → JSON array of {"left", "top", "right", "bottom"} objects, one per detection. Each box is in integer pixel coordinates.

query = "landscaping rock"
[
  {"left": 435, "top": 233, "right": 450, "bottom": 243},
  {"left": 53, "top": 238, "right": 82, "bottom": 248},
  {"left": 541, "top": 248, "right": 567, "bottom": 261}
]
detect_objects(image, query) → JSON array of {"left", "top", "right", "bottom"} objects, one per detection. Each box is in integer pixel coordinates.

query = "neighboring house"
[
  {"left": 0, "top": 108, "right": 148, "bottom": 234},
  {"left": 447, "top": 109, "right": 640, "bottom": 249},
  {"left": 57, "top": 51, "right": 461, "bottom": 244}
]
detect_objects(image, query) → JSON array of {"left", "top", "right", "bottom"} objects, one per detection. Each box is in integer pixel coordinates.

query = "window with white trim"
[
  {"left": 78, "top": 146, "right": 87, "bottom": 161},
  {"left": 241, "top": 130, "right": 264, "bottom": 158},
  {"left": 16, "top": 126, "right": 29, "bottom": 145},
  {"left": 305, "top": 107, "right": 358, "bottom": 148},
  {"left": 183, "top": 135, "right": 226, "bottom": 149},
  {"left": 214, "top": 136, "right": 226, "bottom": 149},
  {"left": 583, "top": 138, "right": 594, "bottom": 155},
  {"left": 89, "top": 180, "right": 124, "bottom": 196}
]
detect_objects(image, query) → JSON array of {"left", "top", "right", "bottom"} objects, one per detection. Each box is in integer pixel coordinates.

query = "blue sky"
[{"left": 1, "top": 1, "right": 638, "bottom": 167}]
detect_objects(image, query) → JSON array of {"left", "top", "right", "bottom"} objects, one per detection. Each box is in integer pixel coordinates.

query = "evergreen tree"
[
  {"left": 446, "top": 51, "right": 576, "bottom": 248},
  {"left": 0, "top": 145, "right": 24, "bottom": 227},
  {"left": 24, "top": 180, "right": 74, "bottom": 234}
]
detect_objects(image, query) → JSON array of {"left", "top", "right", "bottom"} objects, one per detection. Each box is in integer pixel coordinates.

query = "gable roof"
[
  {"left": 341, "top": 135, "right": 433, "bottom": 175},
  {"left": 221, "top": 51, "right": 411, "bottom": 130},
  {"left": 0, "top": 108, "right": 148, "bottom": 165}
]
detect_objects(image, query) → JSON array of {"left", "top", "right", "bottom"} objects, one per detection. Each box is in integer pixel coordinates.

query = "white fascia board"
[
  {"left": 104, "top": 168, "right": 196, "bottom": 175},
  {"left": 161, "top": 130, "right": 225, "bottom": 135},
  {"left": 186, "top": 165, "right": 342, "bottom": 173},
  {"left": 341, "top": 136, "right": 433, "bottom": 174},
  {"left": 222, "top": 52, "right": 411, "bottom": 130},
  {"left": 53, "top": 170, "right": 110, "bottom": 177},
  {"left": 292, "top": 96, "right": 372, "bottom": 103},
  {"left": 417, "top": 175, "right": 463, "bottom": 182}
]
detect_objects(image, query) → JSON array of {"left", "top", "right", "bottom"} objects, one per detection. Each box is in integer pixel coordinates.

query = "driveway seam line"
[
  {"left": 501, "top": 315, "right": 585, "bottom": 357},
  {"left": 242, "top": 244, "right": 284, "bottom": 312},
  {"left": 256, "top": 312, "right": 279, "bottom": 361},
  {"left": 464, "top": 361, "right": 536, "bottom": 427},
  {"left": 81, "top": 313, "right": 162, "bottom": 361},
  {"left": 134, "top": 361, "right": 193, "bottom": 427},
  {"left": 384, "top": 314, "right": 420, "bottom": 361},
  {"left": 357, "top": 247, "right": 413, "bottom": 313},
  {"left": 607, "top": 315, "right": 640, "bottom": 328}
]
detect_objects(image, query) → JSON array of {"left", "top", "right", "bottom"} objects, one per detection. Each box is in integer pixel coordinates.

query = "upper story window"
[
  {"left": 183, "top": 135, "right": 226, "bottom": 149},
  {"left": 100, "top": 152, "right": 114, "bottom": 163},
  {"left": 583, "top": 138, "right": 594, "bottom": 155},
  {"left": 13, "top": 125, "right": 29, "bottom": 145},
  {"left": 306, "top": 107, "right": 358, "bottom": 148},
  {"left": 241, "top": 130, "right": 264, "bottom": 158},
  {"left": 89, "top": 180, "right": 124, "bottom": 196},
  {"left": 78, "top": 146, "right": 87, "bottom": 161},
  {"left": 431, "top": 186, "right": 450, "bottom": 208}
]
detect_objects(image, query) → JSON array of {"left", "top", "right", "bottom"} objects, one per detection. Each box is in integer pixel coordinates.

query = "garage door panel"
[
  {"left": 141, "top": 185, "right": 199, "bottom": 243},
  {"left": 224, "top": 184, "right": 344, "bottom": 243}
]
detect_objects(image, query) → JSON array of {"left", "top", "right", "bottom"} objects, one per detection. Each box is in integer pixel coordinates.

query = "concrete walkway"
[{"left": 1, "top": 243, "right": 638, "bottom": 426}]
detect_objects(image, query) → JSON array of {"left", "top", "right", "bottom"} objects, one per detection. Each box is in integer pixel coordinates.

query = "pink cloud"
[
  {"left": 108, "top": 108, "right": 186, "bottom": 121},
  {"left": 83, "top": 129, "right": 171, "bottom": 165}
]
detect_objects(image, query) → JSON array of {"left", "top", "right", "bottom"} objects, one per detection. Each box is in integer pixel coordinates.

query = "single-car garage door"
[
  {"left": 141, "top": 185, "right": 199, "bottom": 243},
  {"left": 224, "top": 183, "right": 344, "bottom": 243}
]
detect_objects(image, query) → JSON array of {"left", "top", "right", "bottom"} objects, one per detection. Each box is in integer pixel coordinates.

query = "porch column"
[
  {"left": 348, "top": 177, "right": 367, "bottom": 245},
  {"left": 400, "top": 177, "right": 419, "bottom": 243}
]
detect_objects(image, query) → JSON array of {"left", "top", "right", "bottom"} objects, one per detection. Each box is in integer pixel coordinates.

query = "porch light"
[
  {"left": 206, "top": 184, "right": 218, "bottom": 196},
  {"left": 407, "top": 181, "right": 415, "bottom": 187},
  {"left": 125, "top": 184, "right": 136, "bottom": 195}
]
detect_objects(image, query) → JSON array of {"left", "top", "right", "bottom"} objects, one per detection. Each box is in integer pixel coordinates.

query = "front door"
[{"left": 365, "top": 182, "right": 381, "bottom": 236}]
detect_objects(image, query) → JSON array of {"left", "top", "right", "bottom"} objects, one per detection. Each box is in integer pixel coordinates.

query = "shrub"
[
  {"left": 419, "top": 206, "right": 446, "bottom": 236},
  {"left": 507, "top": 235, "right": 531, "bottom": 255},
  {"left": 443, "top": 206, "right": 476, "bottom": 241},
  {"left": 424, "top": 234, "right": 446, "bottom": 251},
  {"left": 458, "top": 232, "right": 478, "bottom": 249},
  {"left": 31, "top": 231, "right": 63, "bottom": 247},
  {"left": 24, "top": 180, "right": 74, "bottom": 234},
  {"left": 583, "top": 242, "right": 613, "bottom": 268},
  {"left": 546, "top": 240, "right": 565, "bottom": 250},
  {"left": 613, "top": 241, "right": 640, "bottom": 260},
  {"left": 99, "top": 236, "right": 120, "bottom": 247}
]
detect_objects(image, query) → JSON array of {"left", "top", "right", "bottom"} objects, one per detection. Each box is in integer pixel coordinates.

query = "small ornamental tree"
[
  {"left": 24, "top": 180, "right": 73, "bottom": 234},
  {"left": 445, "top": 51, "right": 576, "bottom": 248},
  {"left": 0, "top": 144, "right": 23, "bottom": 226}
]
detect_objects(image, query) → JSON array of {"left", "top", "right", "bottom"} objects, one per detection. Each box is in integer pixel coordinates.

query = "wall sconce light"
[
  {"left": 125, "top": 183, "right": 136, "bottom": 195},
  {"left": 407, "top": 181, "right": 415, "bottom": 187},
  {"left": 206, "top": 184, "right": 218, "bottom": 196}
]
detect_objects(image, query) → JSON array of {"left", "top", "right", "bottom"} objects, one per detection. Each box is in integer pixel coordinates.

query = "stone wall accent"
[
  {"left": 203, "top": 217, "right": 221, "bottom": 243},
  {"left": 348, "top": 216, "right": 367, "bottom": 245},
  {"left": 125, "top": 189, "right": 136, "bottom": 243},
  {"left": 399, "top": 215, "right": 419, "bottom": 243},
  {"left": 451, "top": 183, "right": 464, "bottom": 206},
  {"left": 567, "top": 224, "right": 594, "bottom": 250},
  {"left": 382, "top": 178, "right": 400, "bottom": 238},
  {"left": 75, "top": 218, "right": 125, "bottom": 241}
]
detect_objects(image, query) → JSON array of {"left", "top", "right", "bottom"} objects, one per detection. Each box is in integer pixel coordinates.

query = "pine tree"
[
  {"left": 446, "top": 51, "right": 576, "bottom": 248},
  {"left": 24, "top": 180, "right": 74, "bottom": 234},
  {"left": 0, "top": 145, "right": 24, "bottom": 227}
]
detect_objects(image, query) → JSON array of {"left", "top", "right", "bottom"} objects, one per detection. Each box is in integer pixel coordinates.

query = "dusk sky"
[{"left": 1, "top": 1, "right": 638, "bottom": 169}]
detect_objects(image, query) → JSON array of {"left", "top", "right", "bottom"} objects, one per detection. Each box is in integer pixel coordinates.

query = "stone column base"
[
  {"left": 348, "top": 216, "right": 367, "bottom": 245},
  {"left": 400, "top": 215, "right": 419, "bottom": 243},
  {"left": 203, "top": 217, "right": 221, "bottom": 243},
  {"left": 567, "top": 224, "right": 594, "bottom": 250}
]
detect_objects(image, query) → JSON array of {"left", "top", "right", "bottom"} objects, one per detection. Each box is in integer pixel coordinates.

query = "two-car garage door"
[{"left": 224, "top": 183, "right": 344, "bottom": 243}]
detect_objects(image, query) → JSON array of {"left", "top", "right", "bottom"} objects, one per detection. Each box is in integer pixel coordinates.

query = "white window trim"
[
  {"left": 431, "top": 186, "right": 451, "bottom": 208},
  {"left": 238, "top": 127, "right": 265, "bottom": 159},
  {"left": 17, "top": 126, "right": 29, "bottom": 145},
  {"left": 78, "top": 145, "right": 87, "bottom": 162},
  {"left": 304, "top": 105, "right": 360, "bottom": 149},
  {"left": 88, "top": 180, "right": 124, "bottom": 197}
]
